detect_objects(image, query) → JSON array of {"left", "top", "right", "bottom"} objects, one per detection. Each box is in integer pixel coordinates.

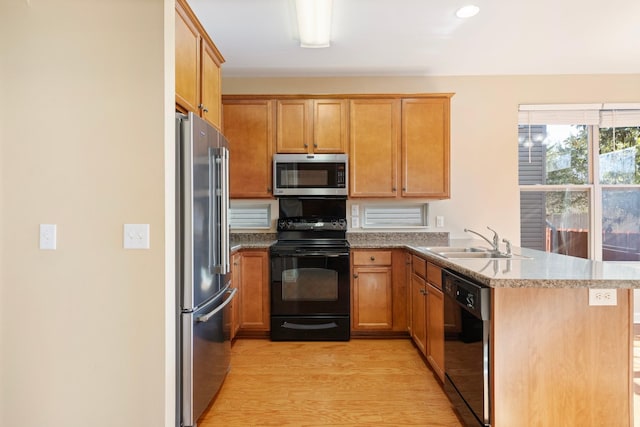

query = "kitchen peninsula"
[
  {"left": 232, "top": 231, "right": 640, "bottom": 426},
  {"left": 358, "top": 233, "right": 639, "bottom": 427}
]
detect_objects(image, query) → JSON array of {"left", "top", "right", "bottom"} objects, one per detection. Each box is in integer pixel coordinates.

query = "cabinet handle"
[
  {"left": 304, "top": 143, "right": 308, "bottom": 148},
  {"left": 370, "top": 256, "right": 375, "bottom": 261},
  {"left": 203, "top": 107, "right": 209, "bottom": 113},
  {"left": 402, "top": 187, "right": 406, "bottom": 191},
  {"left": 314, "top": 143, "right": 318, "bottom": 148},
  {"left": 353, "top": 273, "right": 359, "bottom": 279},
  {"left": 392, "top": 187, "right": 397, "bottom": 192},
  {"left": 267, "top": 187, "right": 272, "bottom": 192},
  {"left": 198, "top": 103, "right": 203, "bottom": 110}
]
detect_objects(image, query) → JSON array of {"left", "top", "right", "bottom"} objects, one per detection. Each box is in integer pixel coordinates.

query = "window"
[{"left": 518, "top": 104, "right": 640, "bottom": 261}]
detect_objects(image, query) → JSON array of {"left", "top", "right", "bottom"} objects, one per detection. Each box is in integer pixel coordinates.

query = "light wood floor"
[{"left": 199, "top": 338, "right": 463, "bottom": 426}]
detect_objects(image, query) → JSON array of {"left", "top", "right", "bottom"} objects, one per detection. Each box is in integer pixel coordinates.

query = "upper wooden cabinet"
[
  {"left": 349, "top": 99, "right": 400, "bottom": 197},
  {"left": 220, "top": 94, "right": 452, "bottom": 200},
  {"left": 350, "top": 95, "right": 451, "bottom": 199},
  {"left": 222, "top": 99, "right": 274, "bottom": 198},
  {"left": 401, "top": 98, "right": 450, "bottom": 198},
  {"left": 175, "top": 0, "right": 224, "bottom": 129},
  {"left": 276, "top": 99, "right": 348, "bottom": 154}
]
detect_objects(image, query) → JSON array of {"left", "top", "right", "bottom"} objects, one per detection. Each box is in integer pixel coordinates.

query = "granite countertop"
[
  {"left": 230, "top": 233, "right": 276, "bottom": 253},
  {"left": 406, "top": 238, "right": 640, "bottom": 289},
  {"left": 230, "top": 232, "right": 640, "bottom": 288}
]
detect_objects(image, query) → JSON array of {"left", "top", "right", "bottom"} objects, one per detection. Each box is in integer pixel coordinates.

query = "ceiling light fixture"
[
  {"left": 455, "top": 4, "right": 480, "bottom": 18},
  {"left": 295, "top": 0, "right": 333, "bottom": 48}
]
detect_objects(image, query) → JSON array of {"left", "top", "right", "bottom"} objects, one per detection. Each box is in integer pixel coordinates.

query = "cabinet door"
[
  {"left": 313, "top": 99, "right": 348, "bottom": 153},
  {"left": 411, "top": 273, "right": 427, "bottom": 355},
  {"left": 426, "top": 283, "right": 445, "bottom": 382},
  {"left": 405, "top": 251, "right": 413, "bottom": 335},
  {"left": 200, "top": 40, "right": 222, "bottom": 128},
  {"left": 401, "top": 97, "right": 450, "bottom": 198},
  {"left": 175, "top": 1, "right": 200, "bottom": 113},
  {"left": 222, "top": 100, "right": 274, "bottom": 198},
  {"left": 238, "top": 250, "right": 270, "bottom": 331},
  {"left": 276, "top": 99, "right": 311, "bottom": 153},
  {"left": 349, "top": 99, "right": 400, "bottom": 197},
  {"left": 230, "top": 252, "right": 242, "bottom": 340},
  {"left": 352, "top": 266, "right": 393, "bottom": 330}
]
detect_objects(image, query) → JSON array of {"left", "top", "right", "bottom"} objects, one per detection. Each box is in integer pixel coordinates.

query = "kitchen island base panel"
[{"left": 492, "top": 287, "right": 632, "bottom": 427}]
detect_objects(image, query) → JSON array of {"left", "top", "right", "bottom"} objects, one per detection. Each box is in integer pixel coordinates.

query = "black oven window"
[{"left": 282, "top": 268, "right": 338, "bottom": 301}]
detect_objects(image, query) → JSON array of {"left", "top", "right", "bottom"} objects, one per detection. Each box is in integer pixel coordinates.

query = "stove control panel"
[{"left": 277, "top": 218, "right": 347, "bottom": 231}]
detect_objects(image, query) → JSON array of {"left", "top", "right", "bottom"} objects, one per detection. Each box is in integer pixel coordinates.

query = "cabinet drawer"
[
  {"left": 426, "top": 262, "right": 442, "bottom": 290},
  {"left": 412, "top": 255, "right": 426, "bottom": 279},
  {"left": 353, "top": 250, "right": 392, "bottom": 266}
]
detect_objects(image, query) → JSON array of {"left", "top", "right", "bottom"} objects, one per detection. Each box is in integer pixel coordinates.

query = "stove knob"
[{"left": 277, "top": 219, "right": 288, "bottom": 230}]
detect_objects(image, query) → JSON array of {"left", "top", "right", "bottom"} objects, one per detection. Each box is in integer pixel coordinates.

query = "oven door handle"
[{"left": 281, "top": 321, "right": 339, "bottom": 330}]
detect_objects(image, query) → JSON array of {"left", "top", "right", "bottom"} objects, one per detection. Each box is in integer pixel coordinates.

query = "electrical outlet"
[
  {"left": 588, "top": 289, "right": 617, "bottom": 306},
  {"left": 351, "top": 204, "right": 359, "bottom": 216},
  {"left": 351, "top": 217, "right": 359, "bottom": 228},
  {"left": 436, "top": 216, "right": 444, "bottom": 227}
]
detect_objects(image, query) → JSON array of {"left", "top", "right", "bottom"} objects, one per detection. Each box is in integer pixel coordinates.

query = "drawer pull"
[{"left": 370, "top": 256, "right": 375, "bottom": 261}]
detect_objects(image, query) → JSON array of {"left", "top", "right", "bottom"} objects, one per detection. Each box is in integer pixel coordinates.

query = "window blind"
[
  {"left": 518, "top": 103, "right": 640, "bottom": 127},
  {"left": 362, "top": 204, "right": 428, "bottom": 228},
  {"left": 599, "top": 103, "right": 640, "bottom": 127},
  {"left": 229, "top": 205, "right": 271, "bottom": 229},
  {"left": 518, "top": 104, "right": 601, "bottom": 125}
]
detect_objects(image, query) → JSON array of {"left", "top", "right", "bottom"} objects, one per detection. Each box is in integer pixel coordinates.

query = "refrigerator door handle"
[
  {"left": 220, "top": 146, "right": 230, "bottom": 275},
  {"left": 213, "top": 146, "right": 230, "bottom": 275},
  {"left": 196, "top": 288, "right": 237, "bottom": 323},
  {"left": 208, "top": 147, "right": 216, "bottom": 275}
]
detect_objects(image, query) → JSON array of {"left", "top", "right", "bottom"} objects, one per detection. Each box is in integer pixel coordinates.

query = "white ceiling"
[{"left": 189, "top": 0, "right": 640, "bottom": 78}]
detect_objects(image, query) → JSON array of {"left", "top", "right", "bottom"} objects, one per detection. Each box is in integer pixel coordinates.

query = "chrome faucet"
[{"left": 464, "top": 226, "right": 501, "bottom": 253}]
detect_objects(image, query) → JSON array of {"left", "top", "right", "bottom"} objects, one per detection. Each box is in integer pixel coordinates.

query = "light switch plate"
[
  {"left": 40, "top": 224, "right": 57, "bottom": 250},
  {"left": 351, "top": 205, "right": 359, "bottom": 216},
  {"left": 124, "top": 224, "right": 150, "bottom": 249}
]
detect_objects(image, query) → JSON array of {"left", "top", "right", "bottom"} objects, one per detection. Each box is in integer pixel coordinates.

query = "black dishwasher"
[{"left": 442, "top": 269, "right": 491, "bottom": 427}]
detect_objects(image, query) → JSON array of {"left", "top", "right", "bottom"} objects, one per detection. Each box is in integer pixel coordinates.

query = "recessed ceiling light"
[{"left": 456, "top": 5, "right": 480, "bottom": 18}]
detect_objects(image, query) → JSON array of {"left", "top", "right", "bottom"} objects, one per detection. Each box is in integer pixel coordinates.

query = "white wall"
[
  {"left": 0, "top": 1, "right": 174, "bottom": 426},
  {"left": 222, "top": 75, "right": 640, "bottom": 243}
]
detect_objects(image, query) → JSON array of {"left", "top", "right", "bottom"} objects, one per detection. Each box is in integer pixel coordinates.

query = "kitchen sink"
[
  {"left": 419, "top": 246, "right": 489, "bottom": 253},
  {"left": 417, "top": 246, "right": 531, "bottom": 260}
]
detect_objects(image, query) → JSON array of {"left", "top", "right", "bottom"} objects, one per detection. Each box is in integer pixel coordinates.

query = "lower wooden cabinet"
[
  {"left": 410, "top": 255, "right": 427, "bottom": 354},
  {"left": 229, "top": 251, "right": 242, "bottom": 341},
  {"left": 237, "top": 249, "right": 270, "bottom": 334},
  {"left": 409, "top": 254, "right": 445, "bottom": 381},
  {"left": 351, "top": 249, "right": 407, "bottom": 335},
  {"left": 426, "top": 266, "right": 445, "bottom": 382}
]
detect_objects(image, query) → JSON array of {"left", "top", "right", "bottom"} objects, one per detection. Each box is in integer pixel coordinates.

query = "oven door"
[{"left": 270, "top": 251, "right": 350, "bottom": 316}]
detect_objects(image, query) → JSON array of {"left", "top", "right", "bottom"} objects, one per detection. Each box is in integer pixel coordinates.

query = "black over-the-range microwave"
[{"left": 273, "top": 153, "right": 348, "bottom": 196}]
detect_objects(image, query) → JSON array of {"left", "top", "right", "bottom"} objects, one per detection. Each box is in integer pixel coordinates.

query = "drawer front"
[
  {"left": 426, "top": 262, "right": 442, "bottom": 289},
  {"left": 412, "top": 255, "right": 426, "bottom": 279},
  {"left": 353, "top": 250, "right": 392, "bottom": 266}
]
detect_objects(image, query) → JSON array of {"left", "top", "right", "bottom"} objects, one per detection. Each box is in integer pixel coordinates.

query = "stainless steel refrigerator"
[{"left": 176, "top": 112, "right": 234, "bottom": 427}]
